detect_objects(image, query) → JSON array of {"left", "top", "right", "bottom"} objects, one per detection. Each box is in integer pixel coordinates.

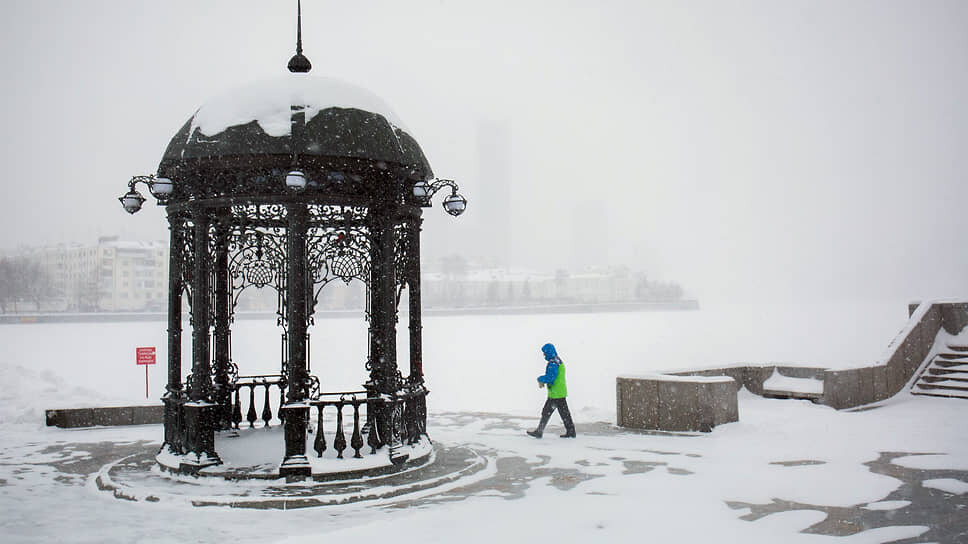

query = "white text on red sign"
[{"left": 136, "top": 347, "right": 156, "bottom": 365}]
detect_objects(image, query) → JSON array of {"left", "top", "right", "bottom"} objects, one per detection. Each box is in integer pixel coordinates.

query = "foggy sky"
[{"left": 1, "top": 0, "right": 966, "bottom": 304}]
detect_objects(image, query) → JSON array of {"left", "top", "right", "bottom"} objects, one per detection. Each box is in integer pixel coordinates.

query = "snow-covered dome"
[{"left": 158, "top": 74, "right": 433, "bottom": 183}]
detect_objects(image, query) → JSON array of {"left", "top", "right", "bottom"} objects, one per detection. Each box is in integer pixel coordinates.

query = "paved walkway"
[{"left": 4, "top": 410, "right": 967, "bottom": 543}]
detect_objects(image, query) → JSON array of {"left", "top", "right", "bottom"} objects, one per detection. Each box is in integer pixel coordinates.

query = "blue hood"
[{"left": 541, "top": 343, "right": 557, "bottom": 360}]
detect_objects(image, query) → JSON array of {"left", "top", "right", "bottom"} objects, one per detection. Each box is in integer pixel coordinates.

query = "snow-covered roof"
[
  {"left": 99, "top": 240, "right": 166, "bottom": 251},
  {"left": 158, "top": 73, "right": 433, "bottom": 180},
  {"left": 190, "top": 74, "right": 408, "bottom": 138}
]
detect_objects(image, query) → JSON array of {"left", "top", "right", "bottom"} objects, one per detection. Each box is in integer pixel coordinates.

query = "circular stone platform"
[
  {"left": 95, "top": 441, "right": 489, "bottom": 509},
  {"left": 157, "top": 426, "right": 436, "bottom": 480}
]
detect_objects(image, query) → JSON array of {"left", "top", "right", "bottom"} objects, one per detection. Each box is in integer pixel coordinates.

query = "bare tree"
[{"left": 0, "top": 257, "right": 57, "bottom": 312}]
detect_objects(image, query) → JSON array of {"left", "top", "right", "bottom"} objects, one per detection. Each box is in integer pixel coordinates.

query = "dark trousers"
[{"left": 536, "top": 397, "right": 575, "bottom": 434}]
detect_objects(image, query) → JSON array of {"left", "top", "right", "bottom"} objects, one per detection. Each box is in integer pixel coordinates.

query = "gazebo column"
[
  {"left": 183, "top": 206, "right": 221, "bottom": 468},
  {"left": 280, "top": 203, "right": 311, "bottom": 478},
  {"left": 212, "top": 211, "right": 233, "bottom": 430},
  {"left": 162, "top": 213, "right": 186, "bottom": 455},
  {"left": 367, "top": 207, "right": 402, "bottom": 458},
  {"left": 405, "top": 209, "right": 427, "bottom": 439}
]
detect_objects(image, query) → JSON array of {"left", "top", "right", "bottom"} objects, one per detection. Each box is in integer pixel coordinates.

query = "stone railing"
[{"left": 616, "top": 374, "right": 738, "bottom": 432}]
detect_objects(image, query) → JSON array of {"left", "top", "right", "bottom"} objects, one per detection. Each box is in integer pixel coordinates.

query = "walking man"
[{"left": 528, "top": 343, "right": 577, "bottom": 438}]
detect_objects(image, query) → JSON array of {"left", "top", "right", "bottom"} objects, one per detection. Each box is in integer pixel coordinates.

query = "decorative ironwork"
[
  {"left": 412, "top": 178, "right": 467, "bottom": 216},
  {"left": 307, "top": 228, "right": 371, "bottom": 316},
  {"left": 307, "top": 389, "right": 426, "bottom": 462},
  {"left": 334, "top": 402, "right": 347, "bottom": 459},
  {"left": 350, "top": 402, "right": 364, "bottom": 458},
  {"left": 306, "top": 375, "right": 321, "bottom": 400},
  {"left": 119, "top": 49, "right": 467, "bottom": 472},
  {"left": 393, "top": 223, "right": 409, "bottom": 307},
  {"left": 211, "top": 361, "right": 239, "bottom": 393},
  {"left": 173, "top": 217, "right": 195, "bottom": 313},
  {"left": 302, "top": 205, "right": 373, "bottom": 322},
  {"left": 232, "top": 375, "right": 287, "bottom": 429},
  {"left": 228, "top": 231, "right": 288, "bottom": 302}
]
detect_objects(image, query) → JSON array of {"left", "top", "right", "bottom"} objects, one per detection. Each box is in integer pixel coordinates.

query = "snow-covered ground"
[{"left": 2, "top": 301, "right": 966, "bottom": 543}]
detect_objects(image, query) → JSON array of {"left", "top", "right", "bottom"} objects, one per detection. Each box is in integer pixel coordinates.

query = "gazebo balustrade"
[
  {"left": 310, "top": 388, "right": 429, "bottom": 462},
  {"left": 231, "top": 375, "right": 288, "bottom": 428}
]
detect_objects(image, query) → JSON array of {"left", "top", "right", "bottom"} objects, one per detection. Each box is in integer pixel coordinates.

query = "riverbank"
[{"left": 0, "top": 300, "right": 699, "bottom": 324}]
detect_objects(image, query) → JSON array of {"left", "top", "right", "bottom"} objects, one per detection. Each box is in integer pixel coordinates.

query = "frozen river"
[
  {"left": 0, "top": 300, "right": 912, "bottom": 424},
  {"left": 2, "top": 300, "right": 966, "bottom": 543}
]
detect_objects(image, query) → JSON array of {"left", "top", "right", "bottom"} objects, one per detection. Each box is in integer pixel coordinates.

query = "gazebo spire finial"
[{"left": 287, "top": 0, "right": 312, "bottom": 73}]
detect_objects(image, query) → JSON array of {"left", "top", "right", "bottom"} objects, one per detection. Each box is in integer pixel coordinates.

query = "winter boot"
[
  {"left": 560, "top": 431, "right": 576, "bottom": 438},
  {"left": 527, "top": 430, "right": 543, "bottom": 439}
]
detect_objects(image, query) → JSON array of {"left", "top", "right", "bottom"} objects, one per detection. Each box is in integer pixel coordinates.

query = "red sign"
[{"left": 136, "top": 347, "right": 156, "bottom": 366}]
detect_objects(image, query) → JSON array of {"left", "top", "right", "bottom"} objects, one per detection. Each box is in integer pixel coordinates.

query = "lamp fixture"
[
  {"left": 412, "top": 178, "right": 467, "bottom": 217},
  {"left": 118, "top": 174, "right": 172, "bottom": 214}
]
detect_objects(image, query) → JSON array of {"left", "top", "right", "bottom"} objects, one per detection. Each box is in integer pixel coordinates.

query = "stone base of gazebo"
[
  {"left": 98, "top": 440, "right": 486, "bottom": 509},
  {"left": 156, "top": 426, "right": 433, "bottom": 480}
]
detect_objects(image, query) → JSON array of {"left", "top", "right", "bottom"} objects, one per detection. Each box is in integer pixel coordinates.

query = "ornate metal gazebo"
[{"left": 119, "top": 13, "right": 466, "bottom": 477}]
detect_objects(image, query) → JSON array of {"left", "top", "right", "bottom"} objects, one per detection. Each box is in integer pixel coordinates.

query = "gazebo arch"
[{"left": 118, "top": 13, "right": 466, "bottom": 477}]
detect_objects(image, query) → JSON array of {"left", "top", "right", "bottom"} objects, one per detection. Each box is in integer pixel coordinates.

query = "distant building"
[
  {"left": 420, "top": 263, "right": 682, "bottom": 308},
  {"left": 21, "top": 237, "right": 168, "bottom": 312},
  {"left": 96, "top": 237, "right": 168, "bottom": 312},
  {"left": 7, "top": 239, "right": 685, "bottom": 313}
]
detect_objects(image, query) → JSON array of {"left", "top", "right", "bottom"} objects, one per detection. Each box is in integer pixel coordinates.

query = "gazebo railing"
[
  {"left": 311, "top": 391, "right": 368, "bottom": 459},
  {"left": 309, "top": 388, "right": 428, "bottom": 461},
  {"left": 231, "top": 375, "right": 287, "bottom": 428}
]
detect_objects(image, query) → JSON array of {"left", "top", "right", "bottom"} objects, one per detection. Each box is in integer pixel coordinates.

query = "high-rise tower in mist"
[
  {"left": 476, "top": 120, "right": 512, "bottom": 267},
  {"left": 571, "top": 200, "right": 608, "bottom": 271}
]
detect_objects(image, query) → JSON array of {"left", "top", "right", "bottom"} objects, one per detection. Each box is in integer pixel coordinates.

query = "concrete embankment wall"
[
  {"left": 821, "top": 301, "right": 967, "bottom": 409},
  {"left": 675, "top": 302, "right": 967, "bottom": 410},
  {"left": 46, "top": 405, "right": 164, "bottom": 428},
  {"left": 680, "top": 302, "right": 968, "bottom": 410},
  {"left": 617, "top": 302, "right": 968, "bottom": 432}
]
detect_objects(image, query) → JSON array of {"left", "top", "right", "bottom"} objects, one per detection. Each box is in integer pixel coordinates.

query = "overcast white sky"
[{"left": 1, "top": 0, "right": 966, "bottom": 304}]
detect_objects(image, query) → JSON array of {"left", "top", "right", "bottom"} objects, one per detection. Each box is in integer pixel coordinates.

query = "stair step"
[
  {"left": 934, "top": 359, "right": 968, "bottom": 368},
  {"left": 761, "top": 389, "right": 822, "bottom": 401},
  {"left": 915, "top": 382, "right": 968, "bottom": 393},
  {"left": 912, "top": 390, "right": 968, "bottom": 400},
  {"left": 946, "top": 344, "right": 968, "bottom": 352},
  {"left": 936, "top": 353, "right": 968, "bottom": 361},
  {"left": 921, "top": 375, "right": 968, "bottom": 384},
  {"left": 928, "top": 366, "right": 968, "bottom": 376}
]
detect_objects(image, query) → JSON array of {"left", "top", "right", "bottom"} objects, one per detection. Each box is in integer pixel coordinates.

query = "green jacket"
[{"left": 538, "top": 359, "right": 568, "bottom": 399}]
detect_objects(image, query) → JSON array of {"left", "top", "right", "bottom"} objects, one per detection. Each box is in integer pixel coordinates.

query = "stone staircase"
[{"left": 911, "top": 344, "right": 968, "bottom": 400}]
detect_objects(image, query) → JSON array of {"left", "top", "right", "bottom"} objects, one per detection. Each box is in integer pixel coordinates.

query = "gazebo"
[{"left": 118, "top": 12, "right": 466, "bottom": 477}]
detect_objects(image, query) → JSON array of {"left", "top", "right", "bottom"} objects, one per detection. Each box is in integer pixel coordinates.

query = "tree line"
[{"left": 0, "top": 257, "right": 55, "bottom": 313}]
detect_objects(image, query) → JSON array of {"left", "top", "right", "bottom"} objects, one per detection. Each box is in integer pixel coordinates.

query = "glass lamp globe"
[
  {"left": 286, "top": 170, "right": 307, "bottom": 190},
  {"left": 119, "top": 190, "right": 146, "bottom": 214},
  {"left": 412, "top": 180, "right": 430, "bottom": 199},
  {"left": 150, "top": 177, "right": 173, "bottom": 197},
  {"left": 442, "top": 193, "right": 467, "bottom": 216}
]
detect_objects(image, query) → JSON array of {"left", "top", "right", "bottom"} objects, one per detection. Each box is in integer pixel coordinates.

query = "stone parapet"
[
  {"left": 45, "top": 405, "right": 164, "bottom": 428},
  {"left": 617, "top": 374, "right": 738, "bottom": 432}
]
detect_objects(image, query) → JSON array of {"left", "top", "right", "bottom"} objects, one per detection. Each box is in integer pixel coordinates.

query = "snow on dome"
[{"left": 189, "top": 74, "right": 408, "bottom": 139}]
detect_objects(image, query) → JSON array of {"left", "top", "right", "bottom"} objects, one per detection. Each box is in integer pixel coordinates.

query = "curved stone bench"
[{"left": 616, "top": 374, "right": 738, "bottom": 432}]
